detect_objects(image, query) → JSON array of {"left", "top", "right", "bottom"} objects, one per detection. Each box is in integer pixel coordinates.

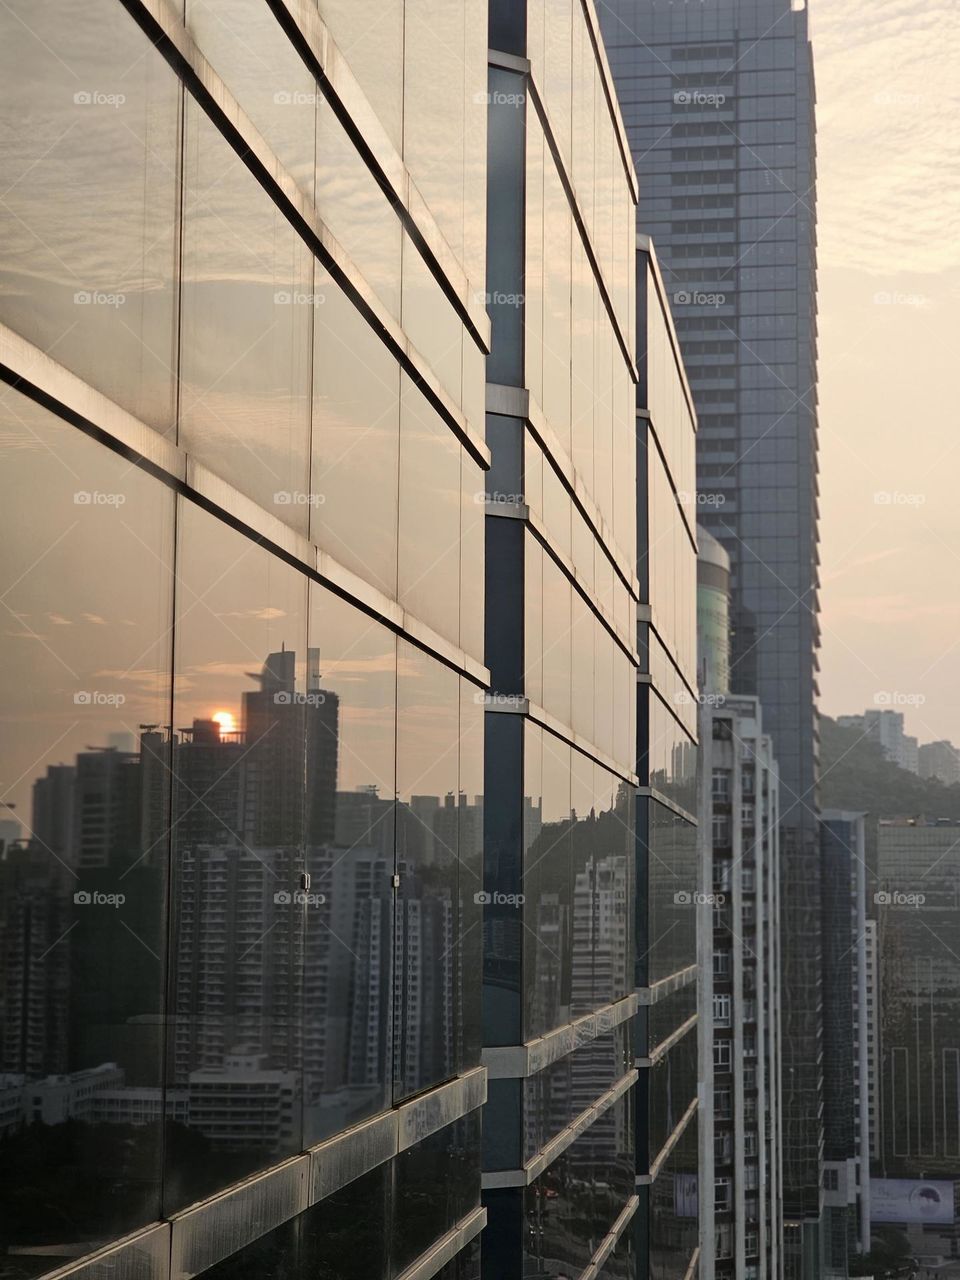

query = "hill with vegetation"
[{"left": 819, "top": 714, "right": 960, "bottom": 820}]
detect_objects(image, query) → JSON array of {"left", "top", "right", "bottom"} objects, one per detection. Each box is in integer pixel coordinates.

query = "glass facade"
[
  {"left": 480, "top": 2, "right": 648, "bottom": 1276},
  {"left": 600, "top": 2, "right": 821, "bottom": 1269},
  {"left": 0, "top": 3, "right": 488, "bottom": 1279},
  {"left": 634, "top": 246, "right": 700, "bottom": 1278}
]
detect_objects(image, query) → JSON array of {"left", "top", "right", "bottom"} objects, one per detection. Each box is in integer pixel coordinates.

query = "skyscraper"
[
  {"left": 698, "top": 529, "right": 785, "bottom": 1280},
  {"left": 818, "top": 811, "right": 871, "bottom": 1275},
  {"left": 600, "top": 3, "right": 821, "bottom": 1270}
]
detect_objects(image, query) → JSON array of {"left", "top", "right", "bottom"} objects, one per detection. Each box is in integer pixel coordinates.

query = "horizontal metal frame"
[
  {"left": 481, "top": 1069, "right": 637, "bottom": 1188},
  {"left": 487, "top": 382, "right": 641, "bottom": 599},
  {"left": 527, "top": 697, "right": 640, "bottom": 787},
  {"left": 643, "top": 410, "right": 699, "bottom": 554},
  {"left": 576, "top": 0, "right": 639, "bottom": 203},
  {"left": 394, "top": 1208, "right": 486, "bottom": 1280},
  {"left": 0, "top": 324, "right": 489, "bottom": 688},
  {"left": 30, "top": 1071, "right": 486, "bottom": 1280},
  {"left": 118, "top": 0, "right": 490, "bottom": 471},
  {"left": 577, "top": 1193, "right": 640, "bottom": 1280},
  {"left": 637, "top": 234, "right": 699, "bottom": 430},
  {"left": 642, "top": 621, "right": 700, "bottom": 721},
  {"left": 636, "top": 785, "right": 698, "bottom": 828},
  {"left": 485, "top": 501, "right": 638, "bottom": 664},
  {"left": 682, "top": 1246, "right": 702, "bottom": 1280},
  {"left": 636, "top": 1094, "right": 699, "bottom": 1186},
  {"left": 482, "top": 993, "right": 638, "bottom": 1080},
  {"left": 521, "top": 73, "right": 638, "bottom": 385},
  {"left": 636, "top": 1012, "right": 699, "bottom": 1069},
  {"left": 525, "top": 507, "right": 640, "bottom": 663},
  {"left": 480, "top": 691, "right": 637, "bottom": 785},
  {"left": 637, "top": 963, "right": 699, "bottom": 1007},
  {"left": 264, "top": 0, "right": 491, "bottom": 354}
]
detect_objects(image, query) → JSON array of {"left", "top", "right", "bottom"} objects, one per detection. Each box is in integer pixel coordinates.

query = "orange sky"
[{"left": 813, "top": 0, "right": 960, "bottom": 745}]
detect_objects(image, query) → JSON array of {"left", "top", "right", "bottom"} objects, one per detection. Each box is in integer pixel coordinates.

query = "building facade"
[
  {"left": 0, "top": 2, "right": 491, "bottom": 1279},
  {"left": 479, "top": 3, "right": 648, "bottom": 1275},
  {"left": 871, "top": 820, "right": 960, "bottom": 1265},
  {"left": 818, "top": 812, "right": 870, "bottom": 1276},
  {"left": 598, "top": 3, "right": 822, "bottom": 1270},
  {"left": 635, "top": 240, "right": 701, "bottom": 1278},
  {"left": 918, "top": 740, "right": 960, "bottom": 785},
  {"left": 698, "top": 536, "right": 784, "bottom": 1280}
]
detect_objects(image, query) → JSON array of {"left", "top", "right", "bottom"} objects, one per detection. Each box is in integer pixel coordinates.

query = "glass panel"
[
  {"left": 303, "top": 585, "right": 397, "bottom": 1145},
  {"left": 398, "top": 376, "right": 461, "bottom": 645},
  {"left": 394, "top": 642, "right": 460, "bottom": 1100},
  {"left": 311, "top": 272, "right": 400, "bottom": 599},
  {"left": 524, "top": 728, "right": 571, "bottom": 1040},
  {"left": 165, "top": 503, "right": 307, "bottom": 1212},
  {"left": 179, "top": 101, "right": 313, "bottom": 529},
  {"left": 186, "top": 0, "right": 317, "bottom": 198},
  {"left": 0, "top": 395, "right": 174, "bottom": 1272},
  {"left": 392, "top": 1112, "right": 481, "bottom": 1276},
  {"left": 458, "top": 683, "right": 484, "bottom": 1071},
  {"left": 0, "top": 0, "right": 179, "bottom": 432}
]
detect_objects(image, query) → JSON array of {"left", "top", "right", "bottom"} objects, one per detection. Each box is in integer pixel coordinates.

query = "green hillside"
[{"left": 819, "top": 714, "right": 960, "bottom": 820}]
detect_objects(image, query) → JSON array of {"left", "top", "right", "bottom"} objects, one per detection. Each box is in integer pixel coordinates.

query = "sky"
[{"left": 811, "top": 0, "right": 960, "bottom": 745}]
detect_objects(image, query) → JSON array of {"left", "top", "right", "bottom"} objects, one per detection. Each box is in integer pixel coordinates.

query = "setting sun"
[{"left": 211, "top": 710, "right": 237, "bottom": 736}]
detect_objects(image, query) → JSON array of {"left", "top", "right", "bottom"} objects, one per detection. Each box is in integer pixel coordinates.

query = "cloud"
[{"left": 813, "top": 0, "right": 960, "bottom": 274}]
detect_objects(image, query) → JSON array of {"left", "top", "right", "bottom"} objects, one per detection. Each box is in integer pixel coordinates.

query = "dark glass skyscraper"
[{"left": 600, "top": 3, "right": 821, "bottom": 1271}]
